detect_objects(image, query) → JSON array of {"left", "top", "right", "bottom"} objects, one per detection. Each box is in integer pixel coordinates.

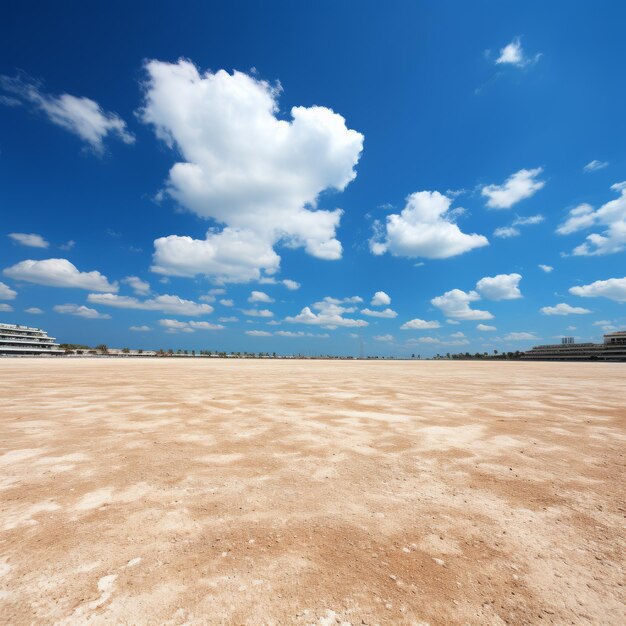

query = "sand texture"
[{"left": 0, "top": 359, "right": 624, "bottom": 625}]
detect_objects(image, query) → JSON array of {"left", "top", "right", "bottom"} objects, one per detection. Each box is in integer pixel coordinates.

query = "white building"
[{"left": 0, "top": 323, "right": 64, "bottom": 356}]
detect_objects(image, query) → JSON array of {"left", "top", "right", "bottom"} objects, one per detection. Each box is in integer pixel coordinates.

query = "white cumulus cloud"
[
  {"left": 129, "top": 325, "right": 151, "bottom": 331},
  {"left": 152, "top": 228, "right": 281, "bottom": 284},
  {"left": 477, "top": 324, "right": 496, "bottom": 331},
  {"left": 400, "top": 319, "right": 441, "bottom": 330},
  {"left": 0, "top": 73, "right": 134, "bottom": 153},
  {"left": 504, "top": 332, "right": 538, "bottom": 341},
  {"left": 242, "top": 308, "right": 274, "bottom": 318},
  {"left": 248, "top": 291, "right": 273, "bottom": 303},
  {"left": 360, "top": 308, "right": 397, "bottom": 318},
  {"left": 3, "top": 258, "right": 118, "bottom": 292},
  {"left": 495, "top": 37, "right": 541, "bottom": 68},
  {"left": 0, "top": 281, "right": 17, "bottom": 300},
  {"left": 482, "top": 168, "right": 545, "bottom": 209},
  {"left": 431, "top": 289, "right": 493, "bottom": 321},
  {"left": 569, "top": 277, "right": 626, "bottom": 302},
  {"left": 556, "top": 184, "right": 626, "bottom": 256},
  {"left": 0, "top": 304, "right": 13, "bottom": 312},
  {"left": 87, "top": 293, "right": 214, "bottom": 316},
  {"left": 122, "top": 275, "right": 150, "bottom": 296},
  {"left": 538, "top": 264, "right": 553, "bottom": 273},
  {"left": 245, "top": 330, "right": 272, "bottom": 337},
  {"left": 493, "top": 226, "right": 520, "bottom": 239},
  {"left": 370, "top": 191, "right": 488, "bottom": 259},
  {"left": 476, "top": 273, "right": 522, "bottom": 300},
  {"left": 140, "top": 60, "right": 363, "bottom": 282},
  {"left": 370, "top": 291, "right": 391, "bottom": 306},
  {"left": 8, "top": 232, "right": 49, "bottom": 248},
  {"left": 159, "top": 319, "right": 224, "bottom": 333},
  {"left": 285, "top": 296, "right": 367, "bottom": 329},
  {"left": 54, "top": 303, "right": 110, "bottom": 319},
  {"left": 373, "top": 334, "right": 394, "bottom": 342},
  {"left": 540, "top": 303, "right": 592, "bottom": 316}
]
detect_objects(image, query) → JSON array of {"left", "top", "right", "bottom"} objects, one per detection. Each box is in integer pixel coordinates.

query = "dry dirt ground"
[{"left": 0, "top": 359, "right": 624, "bottom": 625}]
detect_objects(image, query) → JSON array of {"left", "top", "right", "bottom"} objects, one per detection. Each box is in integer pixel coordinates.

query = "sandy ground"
[{"left": 0, "top": 359, "right": 624, "bottom": 625}]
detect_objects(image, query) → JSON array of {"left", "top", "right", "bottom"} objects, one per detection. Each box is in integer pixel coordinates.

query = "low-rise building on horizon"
[
  {"left": 0, "top": 323, "right": 64, "bottom": 356},
  {"left": 523, "top": 331, "right": 626, "bottom": 362}
]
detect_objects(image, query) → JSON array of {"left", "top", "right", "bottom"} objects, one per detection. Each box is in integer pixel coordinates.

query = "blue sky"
[{"left": 1, "top": 1, "right": 625, "bottom": 356}]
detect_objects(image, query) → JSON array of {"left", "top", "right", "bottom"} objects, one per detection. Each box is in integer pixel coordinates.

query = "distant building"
[
  {"left": 523, "top": 331, "right": 626, "bottom": 362},
  {"left": 0, "top": 323, "right": 64, "bottom": 356}
]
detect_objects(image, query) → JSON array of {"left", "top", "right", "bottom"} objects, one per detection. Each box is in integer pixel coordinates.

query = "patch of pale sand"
[
  {"left": 487, "top": 435, "right": 525, "bottom": 447},
  {"left": 417, "top": 424, "right": 486, "bottom": 449},
  {"left": 175, "top": 433, "right": 216, "bottom": 445},
  {"left": 74, "top": 561, "right": 102, "bottom": 574},
  {"left": 74, "top": 488, "right": 114, "bottom": 511},
  {"left": 198, "top": 453, "right": 244, "bottom": 464},
  {"left": 125, "top": 557, "right": 141, "bottom": 568},
  {"left": 35, "top": 452, "right": 90, "bottom": 466},
  {"left": 0, "top": 475, "right": 19, "bottom": 490},
  {"left": 74, "top": 483, "right": 154, "bottom": 512},
  {"left": 2, "top": 501, "right": 61, "bottom": 530},
  {"left": 151, "top": 509, "right": 195, "bottom": 533},
  {"left": 0, "top": 448, "right": 46, "bottom": 465},
  {"left": 46, "top": 464, "right": 77, "bottom": 473},
  {"left": 0, "top": 557, "right": 12, "bottom": 577},
  {"left": 115, "top": 482, "right": 153, "bottom": 504},
  {"left": 60, "top": 574, "right": 119, "bottom": 624},
  {"left": 331, "top": 409, "right": 415, "bottom": 422},
  {"left": 417, "top": 533, "right": 463, "bottom": 556},
  {"left": 6, "top": 420, "right": 52, "bottom": 430}
]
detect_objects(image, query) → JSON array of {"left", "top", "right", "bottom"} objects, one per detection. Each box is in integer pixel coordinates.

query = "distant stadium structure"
[
  {"left": 0, "top": 323, "right": 64, "bottom": 356},
  {"left": 523, "top": 331, "right": 626, "bottom": 362}
]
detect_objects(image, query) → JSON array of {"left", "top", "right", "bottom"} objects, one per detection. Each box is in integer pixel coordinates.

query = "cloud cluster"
[
  {"left": 159, "top": 319, "right": 224, "bottom": 333},
  {"left": 246, "top": 330, "right": 329, "bottom": 338},
  {"left": 285, "top": 296, "right": 367, "bottom": 329},
  {"left": 87, "top": 293, "right": 214, "bottom": 316},
  {"left": 141, "top": 60, "right": 363, "bottom": 282},
  {"left": 557, "top": 183, "right": 626, "bottom": 256},
  {"left": 482, "top": 168, "right": 545, "bottom": 209},
  {"left": 1, "top": 73, "right": 134, "bottom": 153},
  {"left": 3, "top": 258, "right": 118, "bottom": 292},
  {"left": 430, "top": 273, "right": 521, "bottom": 322},
  {"left": 431, "top": 289, "right": 494, "bottom": 321},
  {"left": 370, "top": 191, "right": 488, "bottom": 259}
]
